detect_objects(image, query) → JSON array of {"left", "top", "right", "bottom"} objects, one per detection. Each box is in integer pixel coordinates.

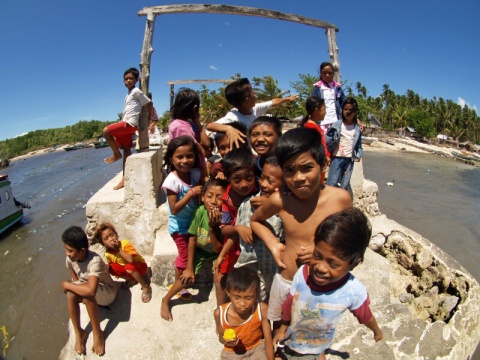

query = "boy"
[
  {"left": 234, "top": 156, "right": 284, "bottom": 301},
  {"left": 248, "top": 116, "right": 282, "bottom": 177},
  {"left": 273, "top": 208, "right": 383, "bottom": 359},
  {"left": 213, "top": 147, "right": 258, "bottom": 305},
  {"left": 250, "top": 127, "right": 352, "bottom": 324},
  {"left": 61, "top": 226, "right": 117, "bottom": 356},
  {"left": 206, "top": 78, "right": 297, "bottom": 149},
  {"left": 161, "top": 178, "right": 227, "bottom": 321},
  {"left": 103, "top": 67, "right": 153, "bottom": 190}
]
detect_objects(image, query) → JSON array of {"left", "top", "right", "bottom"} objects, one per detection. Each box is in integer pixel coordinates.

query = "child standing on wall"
[
  {"left": 61, "top": 226, "right": 117, "bottom": 356},
  {"left": 103, "top": 67, "right": 153, "bottom": 190},
  {"left": 273, "top": 208, "right": 383, "bottom": 359},
  {"left": 326, "top": 97, "right": 363, "bottom": 193},
  {"left": 93, "top": 222, "right": 152, "bottom": 303},
  {"left": 214, "top": 267, "right": 274, "bottom": 360},
  {"left": 161, "top": 136, "right": 204, "bottom": 307}
]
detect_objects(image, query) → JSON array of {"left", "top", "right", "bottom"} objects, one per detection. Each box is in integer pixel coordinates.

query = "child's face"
[
  {"left": 64, "top": 244, "right": 86, "bottom": 262},
  {"left": 171, "top": 144, "right": 195, "bottom": 175},
  {"left": 216, "top": 137, "right": 230, "bottom": 158},
  {"left": 226, "top": 285, "right": 257, "bottom": 317},
  {"left": 124, "top": 73, "right": 138, "bottom": 90},
  {"left": 259, "top": 163, "right": 283, "bottom": 197},
  {"left": 101, "top": 228, "right": 119, "bottom": 250},
  {"left": 229, "top": 169, "right": 256, "bottom": 197},
  {"left": 312, "top": 105, "right": 326, "bottom": 122},
  {"left": 342, "top": 104, "right": 357, "bottom": 124},
  {"left": 202, "top": 185, "right": 225, "bottom": 212},
  {"left": 250, "top": 124, "right": 279, "bottom": 157},
  {"left": 243, "top": 86, "right": 257, "bottom": 110},
  {"left": 309, "top": 241, "right": 355, "bottom": 286},
  {"left": 320, "top": 66, "right": 334, "bottom": 83},
  {"left": 282, "top": 152, "right": 322, "bottom": 199}
]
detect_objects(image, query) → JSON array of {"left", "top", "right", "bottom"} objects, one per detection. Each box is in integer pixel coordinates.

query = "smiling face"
[
  {"left": 282, "top": 152, "right": 322, "bottom": 199},
  {"left": 250, "top": 124, "right": 279, "bottom": 157},
  {"left": 123, "top": 72, "right": 138, "bottom": 90},
  {"left": 309, "top": 241, "right": 355, "bottom": 286},
  {"left": 170, "top": 144, "right": 196, "bottom": 175},
  {"left": 259, "top": 163, "right": 283, "bottom": 197},
  {"left": 229, "top": 168, "right": 256, "bottom": 197},
  {"left": 202, "top": 185, "right": 226, "bottom": 212},
  {"left": 101, "top": 227, "right": 119, "bottom": 250},
  {"left": 320, "top": 65, "right": 335, "bottom": 84},
  {"left": 226, "top": 285, "right": 257, "bottom": 317},
  {"left": 216, "top": 136, "right": 230, "bottom": 158}
]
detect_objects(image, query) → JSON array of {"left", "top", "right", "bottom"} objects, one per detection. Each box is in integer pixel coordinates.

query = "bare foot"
[
  {"left": 104, "top": 153, "right": 122, "bottom": 164},
  {"left": 91, "top": 330, "right": 105, "bottom": 356},
  {"left": 74, "top": 329, "right": 86, "bottom": 354},
  {"left": 113, "top": 178, "right": 125, "bottom": 190},
  {"left": 160, "top": 297, "right": 173, "bottom": 321}
]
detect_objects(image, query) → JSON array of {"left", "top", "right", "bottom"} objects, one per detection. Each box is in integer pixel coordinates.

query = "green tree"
[{"left": 406, "top": 109, "right": 435, "bottom": 138}]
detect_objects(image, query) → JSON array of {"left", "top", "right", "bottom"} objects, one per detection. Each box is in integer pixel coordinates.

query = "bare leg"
[
  {"left": 66, "top": 291, "right": 86, "bottom": 354},
  {"left": 319, "top": 351, "right": 326, "bottom": 360},
  {"left": 103, "top": 126, "right": 122, "bottom": 164},
  {"left": 161, "top": 279, "right": 185, "bottom": 321},
  {"left": 83, "top": 296, "right": 105, "bottom": 356},
  {"left": 213, "top": 271, "right": 226, "bottom": 306},
  {"left": 113, "top": 147, "right": 131, "bottom": 190}
]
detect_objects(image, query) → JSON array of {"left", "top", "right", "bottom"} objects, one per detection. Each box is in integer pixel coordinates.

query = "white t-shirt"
[
  {"left": 320, "top": 83, "right": 337, "bottom": 127},
  {"left": 335, "top": 122, "right": 356, "bottom": 158},
  {"left": 122, "top": 88, "right": 151, "bottom": 127},
  {"left": 216, "top": 101, "right": 273, "bottom": 128}
]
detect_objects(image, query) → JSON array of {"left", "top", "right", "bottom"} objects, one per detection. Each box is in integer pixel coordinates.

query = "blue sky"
[{"left": 1, "top": 0, "right": 479, "bottom": 141}]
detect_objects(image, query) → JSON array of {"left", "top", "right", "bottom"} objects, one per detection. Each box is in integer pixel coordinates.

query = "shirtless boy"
[{"left": 250, "top": 127, "right": 352, "bottom": 323}]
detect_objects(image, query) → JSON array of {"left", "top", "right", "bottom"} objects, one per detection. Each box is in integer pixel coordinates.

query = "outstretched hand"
[{"left": 225, "top": 127, "right": 246, "bottom": 150}]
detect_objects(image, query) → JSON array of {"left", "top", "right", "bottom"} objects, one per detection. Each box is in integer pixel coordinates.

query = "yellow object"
[
  {"left": 1, "top": 325, "right": 9, "bottom": 357},
  {"left": 223, "top": 329, "right": 237, "bottom": 341}
]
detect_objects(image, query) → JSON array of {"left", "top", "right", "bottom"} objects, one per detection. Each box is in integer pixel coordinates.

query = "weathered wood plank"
[
  {"left": 326, "top": 28, "right": 341, "bottom": 83},
  {"left": 166, "top": 79, "right": 233, "bottom": 85},
  {"left": 138, "top": 4, "right": 338, "bottom": 31}
]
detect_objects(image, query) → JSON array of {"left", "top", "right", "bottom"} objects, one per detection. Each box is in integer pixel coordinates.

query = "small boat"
[
  {"left": 451, "top": 151, "right": 480, "bottom": 162},
  {"left": 94, "top": 141, "right": 109, "bottom": 149},
  {"left": 378, "top": 138, "right": 395, "bottom": 145},
  {"left": 64, "top": 142, "right": 90, "bottom": 151},
  {"left": 0, "top": 175, "right": 27, "bottom": 234},
  {"left": 362, "top": 137, "right": 376, "bottom": 145}
]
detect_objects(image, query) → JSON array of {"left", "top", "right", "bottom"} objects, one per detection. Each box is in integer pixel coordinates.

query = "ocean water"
[{"left": 0, "top": 148, "right": 478, "bottom": 359}]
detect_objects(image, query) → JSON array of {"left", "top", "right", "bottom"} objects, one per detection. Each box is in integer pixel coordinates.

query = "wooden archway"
[{"left": 136, "top": 4, "right": 340, "bottom": 150}]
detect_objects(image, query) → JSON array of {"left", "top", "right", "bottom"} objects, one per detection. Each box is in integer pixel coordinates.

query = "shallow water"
[{"left": 0, "top": 148, "right": 478, "bottom": 359}]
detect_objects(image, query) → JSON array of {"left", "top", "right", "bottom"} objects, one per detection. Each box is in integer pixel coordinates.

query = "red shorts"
[
  {"left": 219, "top": 245, "right": 239, "bottom": 275},
  {"left": 109, "top": 261, "right": 148, "bottom": 279},
  {"left": 106, "top": 121, "right": 138, "bottom": 149},
  {"left": 172, "top": 233, "right": 190, "bottom": 271}
]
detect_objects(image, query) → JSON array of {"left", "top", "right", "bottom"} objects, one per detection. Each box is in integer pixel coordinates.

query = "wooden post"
[
  {"left": 138, "top": 10, "right": 156, "bottom": 152},
  {"left": 170, "top": 84, "right": 175, "bottom": 110},
  {"left": 326, "top": 27, "right": 341, "bottom": 83}
]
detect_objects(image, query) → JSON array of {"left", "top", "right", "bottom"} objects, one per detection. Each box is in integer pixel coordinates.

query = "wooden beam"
[
  {"left": 167, "top": 79, "right": 233, "bottom": 85},
  {"left": 326, "top": 28, "right": 341, "bottom": 83},
  {"left": 138, "top": 4, "right": 338, "bottom": 31}
]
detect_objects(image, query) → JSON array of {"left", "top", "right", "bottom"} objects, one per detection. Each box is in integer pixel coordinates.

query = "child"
[
  {"left": 326, "top": 97, "right": 363, "bottom": 192},
  {"left": 103, "top": 67, "right": 153, "bottom": 190},
  {"left": 214, "top": 267, "right": 274, "bottom": 360},
  {"left": 168, "top": 88, "right": 211, "bottom": 178},
  {"left": 61, "top": 226, "right": 117, "bottom": 356},
  {"left": 249, "top": 116, "right": 282, "bottom": 178},
  {"left": 311, "top": 62, "right": 345, "bottom": 133},
  {"left": 213, "top": 147, "right": 258, "bottom": 305},
  {"left": 161, "top": 178, "right": 227, "bottom": 321},
  {"left": 206, "top": 78, "right": 298, "bottom": 149},
  {"left": 234, "top": 156, "right": 284, "bottom": 301},
  {"left": 92, "top": 222, "right": 152, "bottom": 303},
  {"left": 161, "top": 136, "right": 203, "bottom": 304},
  {"left": 250, "top": 127, "right": 352, "bottom": 325},
  {"left": 273, "top": 208, "right": 383, "bottom": 359}
]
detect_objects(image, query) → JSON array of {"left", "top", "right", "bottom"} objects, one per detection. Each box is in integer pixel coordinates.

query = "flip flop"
[
  {"left": 142, "top": 286, "right": 152, "bottom": 303},
  {"left": 168, "top": 285, "right": 192, "bottom": 301}
]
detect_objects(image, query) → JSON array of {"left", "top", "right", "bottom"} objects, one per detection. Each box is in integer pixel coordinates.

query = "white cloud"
[
  {"left": 14, "top": 132, "right": 29, "bottom": 138},
  {"left": 458, "top": 97, "right": 478, "bottom": 112},
  {"left": 209, "top": 65, "right": 218, "bottom": 71}
]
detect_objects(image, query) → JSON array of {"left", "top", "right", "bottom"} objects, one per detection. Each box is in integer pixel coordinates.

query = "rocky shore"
[{"left": 59, "top": 145, "right": 480, "bottom": 360}]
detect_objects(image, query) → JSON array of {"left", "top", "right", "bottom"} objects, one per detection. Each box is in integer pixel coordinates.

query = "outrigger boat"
[{"left": 0, "top": 174, "right": 29, "bottom": 234}]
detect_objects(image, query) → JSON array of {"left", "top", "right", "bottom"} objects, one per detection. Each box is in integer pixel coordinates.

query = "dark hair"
[
  {"left": 164, "top": 136, "right": 199, "bottom": 172},
  {"left": 62, "top": 226, "right": 88, "bottom": 251},
  {"left": 214, "top": 121, "right": 248, "bottom": 148},
  {"left": 226, "top": 267, "right": 261, "bottom": 296},
  {"left": 221, "top": 147, "right": 256, "bottom": 179},
  {"left": 276, "top": 127, "right": 326, "bottom": 169},
  {"left": 263, "top": 155, "right": 280, "bottom": 168},
  {"left": 249, "top": 116, "right": 282, "bottom": 138},
  {"left": 300, "top": 97, "right": 326, "bottom": 127},
  {"left": 341, "top": 97, "right": 359, "bottom": 122},
  {"left": 224, "top": 78, "right": 252, "bottom": 108},
  {"left": 315, "top": 208, "right": 371, "bottom": 265},
  {"left": 170, "top": 88, "right": 200, "bottom": 120},
  {"left": 124, "top": 67, "right": 140, "bottom": 79},
  {"left": 320, "top": 62, "right": 335, "bottom": 74},
  {"left": 92, "top": 222, "right": 118, "bottom": 245},
  {"left": 203, "top": 177, "right": 228, "bottom": 194}
]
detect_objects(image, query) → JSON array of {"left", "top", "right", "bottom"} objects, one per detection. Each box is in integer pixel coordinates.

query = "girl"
[
  {"left": 168, "top": 88, "right": 210, "bottom": 178},
  {"left": 214, "top": 267, "right": 274, "bottom": 360},
  {"left": 311, "top": 62, "right": 345, "bottom": 133},
  {"left": 248, "top": 116, "right": 282, "bottom": 178},
  {"left": 326, "top": 97, "right": 363, "bottom": 192},
  {"left": 161, "top": 136, "right": 203, "bottom": 303},
  {"left": 93, "top": 222, "right": 151, "bottom": 303}
]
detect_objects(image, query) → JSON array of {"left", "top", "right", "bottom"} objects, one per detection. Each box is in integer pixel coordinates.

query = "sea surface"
[{"left": 0, "top": 147, "right": 478, "bottom": 359}]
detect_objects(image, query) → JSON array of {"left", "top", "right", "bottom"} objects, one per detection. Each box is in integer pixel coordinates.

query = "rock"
[
  {"left": 369, "top": 234, "right": 386, "bottom": 252},
  {"left": 415, "top": 249, "right": 433, "bottom": 270},
  {"left": 399, "top": 292, "right": 414, "bottom": 303}
]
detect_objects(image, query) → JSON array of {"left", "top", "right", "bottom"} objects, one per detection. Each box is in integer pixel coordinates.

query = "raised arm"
[
  {"left": 271, "top": 95, "right": 298, "bottom": 107},
  {"left": 205, "top": 122, "right": 246, "bottom": 150}
]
